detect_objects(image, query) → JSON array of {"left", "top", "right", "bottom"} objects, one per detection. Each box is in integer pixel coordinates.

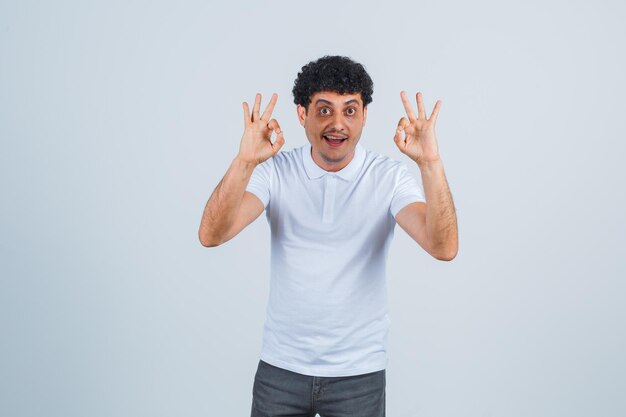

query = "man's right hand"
[{"left": 237, "top": 93, "right": 285, "bottom": 165}]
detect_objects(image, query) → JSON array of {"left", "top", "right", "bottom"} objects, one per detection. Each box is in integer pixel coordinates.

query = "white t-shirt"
[{"left": 246, "top": 143, "right": 425, "bottom": 377}]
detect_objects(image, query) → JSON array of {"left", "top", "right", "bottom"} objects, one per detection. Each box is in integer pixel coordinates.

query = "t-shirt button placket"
[{"left": 322, "top": 174, "right": 337, "bottom": 223}]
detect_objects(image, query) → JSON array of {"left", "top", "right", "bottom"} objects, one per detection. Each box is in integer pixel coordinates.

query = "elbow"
[
  {"left": 200, "top": 240, "right": 220, "bottom": 248},
  {"left": 433, "top": 250, "right": 457, "bottom": 262},
  {"left": 198, "top": 231, "right": 222, "bottom": 248},
  {"left": 429, "top": 242, "right": 458, "bottom": 262}
]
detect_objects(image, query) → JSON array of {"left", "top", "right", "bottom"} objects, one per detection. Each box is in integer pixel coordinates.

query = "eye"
[
  {"left": 346, "top": 107, "right": 356, "bottom": 116},
  {"left": 320, "top": 107, "right": 331, "bottom": 115}
]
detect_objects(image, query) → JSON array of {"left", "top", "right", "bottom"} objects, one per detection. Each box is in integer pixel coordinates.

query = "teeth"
[{"left": 324, "top": 135, "right": 346, "bottom": 140}]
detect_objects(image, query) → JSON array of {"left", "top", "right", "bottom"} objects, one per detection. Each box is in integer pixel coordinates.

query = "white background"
[{"left": 1, "top": 1, "right": 625, "bottom": 416}]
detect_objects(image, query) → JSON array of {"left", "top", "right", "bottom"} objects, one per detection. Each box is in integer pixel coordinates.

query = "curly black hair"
[{"left": 292, "top": 56, "right": 374, "bottom": 110}]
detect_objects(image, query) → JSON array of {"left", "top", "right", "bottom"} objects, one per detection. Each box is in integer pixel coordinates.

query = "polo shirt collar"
[{"left": 303, "top": 143, "right": 366, "bottom": 182}]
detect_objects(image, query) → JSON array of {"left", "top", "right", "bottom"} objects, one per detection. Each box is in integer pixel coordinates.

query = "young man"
[{"left": 199, "top": 56, "right": 458, "bottom": 417}]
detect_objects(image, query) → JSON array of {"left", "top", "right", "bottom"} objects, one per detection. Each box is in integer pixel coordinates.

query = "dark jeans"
[{"left": 251, "top": 360, "right": 386, "bottom": 417}]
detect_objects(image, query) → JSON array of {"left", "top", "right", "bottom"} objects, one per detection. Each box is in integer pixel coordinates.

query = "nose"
[{"left": 329, "top": 111, "right": 346, "bottom": 131}]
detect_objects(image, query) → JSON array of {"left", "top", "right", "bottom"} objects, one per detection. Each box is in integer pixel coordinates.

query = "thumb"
[
  {"left": 272, "top": 131, "right": 285, "bottom": 155},
  {"left": 268, "top": 119, "right": 285, "bottom": 154},
  {"left": 394, "top": 117, "right": 409, "bottom": 148}
]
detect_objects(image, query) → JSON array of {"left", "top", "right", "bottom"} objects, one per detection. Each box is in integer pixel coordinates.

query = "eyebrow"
[{"left": 314, "top": 98, "right": 360, "bottom": 106}]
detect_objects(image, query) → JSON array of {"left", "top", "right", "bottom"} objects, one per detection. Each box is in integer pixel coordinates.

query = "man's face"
[{"left": 297, "top": 91, "right": 368, "bottom": 172}]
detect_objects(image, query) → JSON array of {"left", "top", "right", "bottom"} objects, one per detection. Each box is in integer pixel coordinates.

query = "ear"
[
  {"left": 296, "top": 104, "right": 306, "bottom": 127},
  {"left": 363, "top": 105, "right": 368, "bottom": 126}
]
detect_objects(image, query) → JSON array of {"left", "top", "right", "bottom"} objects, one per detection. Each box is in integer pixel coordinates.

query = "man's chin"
[{"left": 319, "top": 150, "right": 350, "bottom": 165}]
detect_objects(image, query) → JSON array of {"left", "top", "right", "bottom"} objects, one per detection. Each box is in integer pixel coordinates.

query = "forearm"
[
  {"left": 417, "top": 158, "right": 458, "bottom": 260},
  {"left": 198, "top": 156, "right": 257, "bottom": 246}
]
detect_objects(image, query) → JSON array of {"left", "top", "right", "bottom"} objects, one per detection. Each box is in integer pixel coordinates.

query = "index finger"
[
  {"left": 261, "top": 93, "right": 278, "bottom": 121},
  {"left": 400, "top": 91, "right": 417, "bottom": 120}
]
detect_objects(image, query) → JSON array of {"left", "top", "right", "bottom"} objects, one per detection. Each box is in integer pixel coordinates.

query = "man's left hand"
[{"left": 393, "top": 91, "right": 442, "bottom": 165}]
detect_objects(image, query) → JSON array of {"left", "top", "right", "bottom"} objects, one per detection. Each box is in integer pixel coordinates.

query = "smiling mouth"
[{"left": 323, "top": 133, "right": 348, "bottom": 146}]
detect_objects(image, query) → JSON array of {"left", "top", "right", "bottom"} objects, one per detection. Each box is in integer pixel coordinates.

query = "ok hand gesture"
[
  {"left": 393, "top": 91, "right": 442, "bottom": 165},
  {"left": 238, "top": 93, "right": 285, "bottom": 165}
]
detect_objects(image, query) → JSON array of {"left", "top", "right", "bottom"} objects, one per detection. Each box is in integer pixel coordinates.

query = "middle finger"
[
  {"left": 400, "top": 91, "right": 417, "bottom": 120},
  {"left": 261, "top": 93, "right": 278, "bottom": 121}
]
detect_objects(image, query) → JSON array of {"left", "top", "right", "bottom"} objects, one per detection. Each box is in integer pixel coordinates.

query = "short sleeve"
[
  {"left": 245, "top": 157, "right": 274, "bottom": 209},
  {"left": 390, "top": 164, "right": 425, "bottom": 217}
]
